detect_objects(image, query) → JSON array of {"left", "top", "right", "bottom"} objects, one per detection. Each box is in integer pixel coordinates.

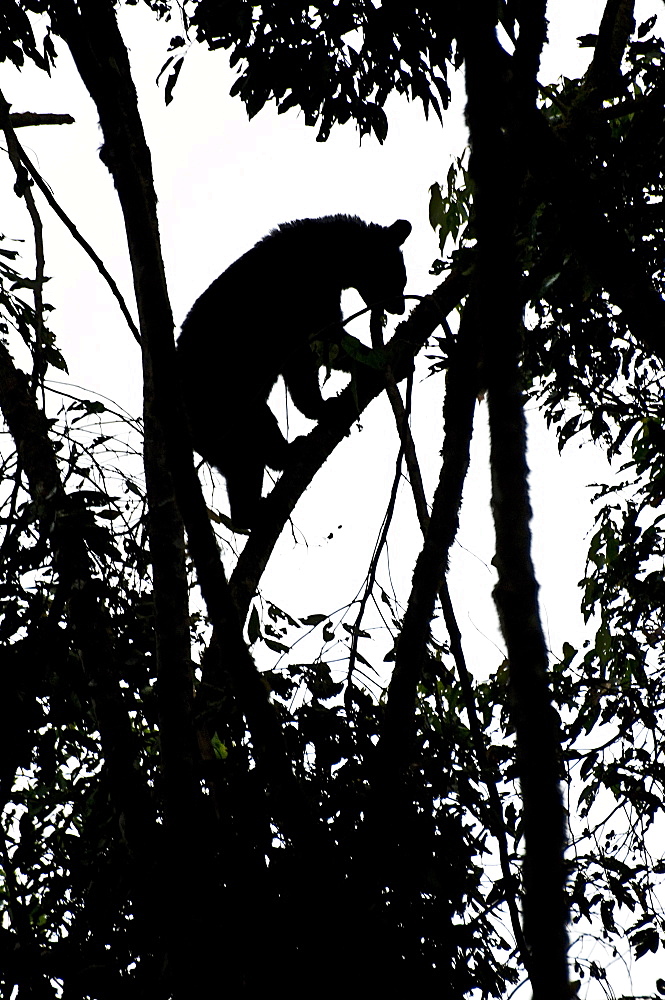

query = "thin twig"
[
  {"left": 0, "top": 89, "right": 140, "bottom": 345},
  {"left": 373, "top": 305, "right": 530, "bottom": 968}
]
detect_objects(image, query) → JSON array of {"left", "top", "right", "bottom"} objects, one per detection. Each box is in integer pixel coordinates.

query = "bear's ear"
[{"left": 387, "top": 219, "right": 412, "bottom": 246}]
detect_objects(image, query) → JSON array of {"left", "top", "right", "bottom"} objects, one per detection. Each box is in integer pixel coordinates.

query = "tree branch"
[
  {"left": 463, "top": 4, "right": 570, "bottom": 994},
  {"left": 0, "top": 92, "right": 46, "bottom": 385},
  {"left": 0, "top": 341, "right": 157, "bottom": 945},
  {"left": 50, "top": 11, "right": 339, "bottom": 990},
  {"left": 9, "top": 111, "right": 74, "bottom": 127},
  {"left": 230, "top": 269, "right": 468, "bottom": 618},
  {"left": 1, "top": 90, "right": 140, "bottom": 344}
]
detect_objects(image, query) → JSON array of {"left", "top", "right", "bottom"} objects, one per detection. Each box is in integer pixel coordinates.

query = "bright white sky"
[{"left": 1, "top": 2, "right": 662, "bottom": 995}]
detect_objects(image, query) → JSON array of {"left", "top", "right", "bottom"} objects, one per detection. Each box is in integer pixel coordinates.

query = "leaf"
[
  {"left": 429, "top": 182, "right": 445, "bottom": 230},
  {"left": 600, "top": 898, "right": 616, "bottom": 932},
  {"left": 70, "top": 398, "right": 106, "bottom": 415},
  {"left": 579, "top": 750, "right": 598, "bottom": 779},
  {"left": 631, "top": 925, "right": 659, "bottom": 959},
  {"left": 638, "top": 16, "right": 657, "bottom": 38},
  {"left": 267, "top": 603, "right": 299, "bottom": 627},
  {"left": 301, "top": 613, "right": 328, "bottom": 626},
  {"left": 264, "top": 638, "right": 290, "bottom": 654},
  {"left": 210, "top": 733, "right": 228, "bottom": 760},
  {"left": 369, "top": 104, "right": 388, "bottom": 143},
  {"left": 560, "top": 641, "right": 577, "bottom": 666},
  {"left": 248, "top": 606, "right": 261, "bottom": 645},
  {"left": 164, "top": 57, "right": 184, "bottom": 106},
  {"left": 342, "top": 623, "right": 370, "bottom": 639}
]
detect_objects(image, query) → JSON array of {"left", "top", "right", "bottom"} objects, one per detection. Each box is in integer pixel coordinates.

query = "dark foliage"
[
  {"left": 1, "top": 2, "right": 665, "bottom": 999},
  {"left": 184, "top": 1, "right": 454, "bottom": 141}
]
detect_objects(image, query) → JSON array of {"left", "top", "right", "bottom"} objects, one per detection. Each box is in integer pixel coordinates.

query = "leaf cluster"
[{"left": 179, "top": 1, "right": 453, "bottom": 141}]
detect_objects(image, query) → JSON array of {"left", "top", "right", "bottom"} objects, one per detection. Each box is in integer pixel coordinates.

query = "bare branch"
[{"left": 9, "top": 111, "right": 75, "bottom": 127}]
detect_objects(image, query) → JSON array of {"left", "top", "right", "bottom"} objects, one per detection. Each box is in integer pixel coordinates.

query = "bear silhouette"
[{"left": 177, "top": 214, "right": 411, "bottom": 527}]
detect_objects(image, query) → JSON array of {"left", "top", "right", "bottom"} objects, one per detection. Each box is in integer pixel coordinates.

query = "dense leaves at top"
[
  {"left": 184, "top": 2, "right": 454, "bottom": 140},
  {"left": 0, "top": 0, "right": 55, "bottom": 71}
]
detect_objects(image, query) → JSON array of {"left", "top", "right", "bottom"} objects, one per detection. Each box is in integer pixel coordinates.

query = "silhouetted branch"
[
  {"left": 9, "top": 111, "right": 74, "bottom": 127},
  {"left": 463, "top": 4, "right": 569, "bottom": 994},
  {"left": 230, "top": 268, "right": 468, "bottom": 618},
  {"left": 51, "top": 13, "right": 338, "bottom": 990},
  {"left": 0, "top": 91, "right": 46, "bottom": 384}
]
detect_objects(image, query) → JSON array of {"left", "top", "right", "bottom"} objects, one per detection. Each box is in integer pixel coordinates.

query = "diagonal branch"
[
  {"left": 372, "top": 305, "right": 529, "bottom": 966},
  {"left": 14, "top": 122, "right": 140, "bottom": 344},
  {"left": 230, "top": 269, "right": 468, "bottom": 619}
]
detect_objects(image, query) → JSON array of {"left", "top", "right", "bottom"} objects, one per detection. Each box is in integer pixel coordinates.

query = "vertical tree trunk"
[{"left": 461, "top": 3, "right": 570, "bottom": 995}]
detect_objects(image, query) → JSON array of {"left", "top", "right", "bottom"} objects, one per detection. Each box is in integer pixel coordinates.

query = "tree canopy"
[{"left": 1, "top": 1, "right": 665, "bottom": 998}]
